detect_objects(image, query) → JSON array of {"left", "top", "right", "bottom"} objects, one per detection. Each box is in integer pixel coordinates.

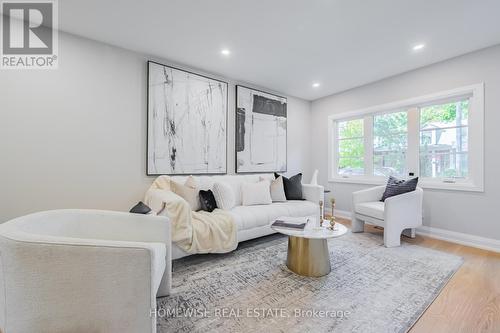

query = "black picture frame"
[{"left": 146, "top": 60, "right": 229, "bottom": 176}]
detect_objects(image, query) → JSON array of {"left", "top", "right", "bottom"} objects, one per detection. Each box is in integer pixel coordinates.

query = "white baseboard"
[
  {"left": 332, "top": 209, "right": 500, "bottom": 253},
  {"left": 416, "top": 226, "right": 500, "bottom": 253},
  {"left": 333, "top": 209, "right": 351, "bottom": 219}
]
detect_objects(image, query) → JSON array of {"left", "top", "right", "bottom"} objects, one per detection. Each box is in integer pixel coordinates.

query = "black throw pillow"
[
  {"left": 381, "top": 176, "right": 419, "bottom": 202},
  {"left": 274, "top": 172, "right": 303, "bottom": 200},
  {"left": 199, "top": 189, "right": 218, "bottom": 212},
  {"left": 129, "top": 201, "right": 152, "bottom": 214}
]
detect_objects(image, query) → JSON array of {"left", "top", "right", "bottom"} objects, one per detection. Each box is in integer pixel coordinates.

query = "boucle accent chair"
[
  {"left": 0, "top": 209, "right": 171, "bottom": 333},
  {"left": 352, "top": 185, "right": 423, "bottom": 247}
]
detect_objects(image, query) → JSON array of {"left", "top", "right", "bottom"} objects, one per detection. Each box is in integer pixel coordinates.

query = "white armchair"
[
  {"left": 0, "top": 209, "right": 171, "bottom": 333},
  {"left": 352, "top": 186, "right": 423, "bottom": 247}
]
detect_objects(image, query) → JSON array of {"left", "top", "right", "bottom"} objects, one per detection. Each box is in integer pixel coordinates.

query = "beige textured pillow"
[
  {"left": 261, "top": 176, "right": 287, "bottom": 202},
  {"left": 171, "top": 177, "right": 200, "bottom": 211},
  {"left": 150, "top": 175, "right": 171, "bottom": 191},
  {"left": 184, "top": 175, "right": 198, "bottom": 189}
]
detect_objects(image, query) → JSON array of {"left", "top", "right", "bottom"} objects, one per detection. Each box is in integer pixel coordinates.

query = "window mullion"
[
  {"left": 407, "top": 107, "right": 419, "bottom": 177},
  {"left": 329, "top": 119, "right": 338, "bottom": 179},
  {"left": 364, "top": 115, "right": 374, "bottom": 177}
]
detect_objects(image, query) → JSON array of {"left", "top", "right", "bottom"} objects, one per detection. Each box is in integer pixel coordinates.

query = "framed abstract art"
[
  {"left": 147, "top": 61, "right": 228, "bottom": 175},
  {"left": 235, "top": 85, "right": 287, "bottom": 173}
]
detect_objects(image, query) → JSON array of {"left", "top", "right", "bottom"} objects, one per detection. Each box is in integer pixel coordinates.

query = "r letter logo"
[{"left": 1, "top": 0, "right": 58, "bottom": 69}]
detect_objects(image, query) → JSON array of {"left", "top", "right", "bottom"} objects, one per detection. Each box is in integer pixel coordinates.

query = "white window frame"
[{"left": 328, "top": 83, "right": 484, "bottom": 192}]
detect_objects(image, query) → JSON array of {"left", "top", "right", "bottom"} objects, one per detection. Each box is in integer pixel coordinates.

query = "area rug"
[{"left": 157, "top": 231, "right": 463, "bottom": 333}]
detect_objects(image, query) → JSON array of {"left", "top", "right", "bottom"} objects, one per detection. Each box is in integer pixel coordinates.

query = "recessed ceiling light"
[
  {"left": 221, "top": 49, "right": 231, "bottom": 56},
  {"left": 412, "top": 44, "right": 425, "bottom": 51},
  {"left": 312, "top": 82, "right": 320, "bottom": 88}
]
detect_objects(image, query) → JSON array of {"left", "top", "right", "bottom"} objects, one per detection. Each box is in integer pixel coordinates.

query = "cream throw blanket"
[{"left": 144, "top": 176, "right": 237, "bottom": 254}]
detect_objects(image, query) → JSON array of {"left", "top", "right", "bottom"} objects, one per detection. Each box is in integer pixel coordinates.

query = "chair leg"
[
  {"left": 351, "top": 217, "right": 365, "bottom": 233},
  {"left": 402, "top": 228, "right": 416, "bottom": 238},
  {"left": 384, "top": 226, "right": 402, "bottom": 247}
]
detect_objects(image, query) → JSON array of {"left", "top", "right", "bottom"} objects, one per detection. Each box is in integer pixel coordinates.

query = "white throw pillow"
[
  {"left": 171, "top": 176, "right": 200, "bottom": 211},
  {"left": 212, "top": 182, "right": 236, "bottom": 211},
  {"left": 241, "top": 180, "right": 272, "bottom": 206},
  {"left": 224, "top": 180, "right": 242, "bottom": 207},
  {"left": 261, "top": 176, "right": 286, "bottom": 202}
]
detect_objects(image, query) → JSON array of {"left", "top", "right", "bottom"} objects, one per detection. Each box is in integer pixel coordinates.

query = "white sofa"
[
  {"left": 155, "top": 174, "right": 324, "bottom": 259},
  {"left": 352, "top": 185, "right": 423, "bottom": 247},
  {"left": 0, "top": 209, "right": 171, "bottom": 333}
]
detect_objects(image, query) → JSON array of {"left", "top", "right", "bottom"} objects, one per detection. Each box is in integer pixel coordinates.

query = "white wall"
[
  {"left": 0, "top": 32, "right": 312, "bottom": 222},
  {"left": 311, "top": 45, "right": 500, "bottom": 241}
]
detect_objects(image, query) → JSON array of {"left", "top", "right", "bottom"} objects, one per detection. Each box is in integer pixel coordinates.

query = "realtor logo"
[{"left": 1, "top": 0, "right": 58, "bottom": 69}]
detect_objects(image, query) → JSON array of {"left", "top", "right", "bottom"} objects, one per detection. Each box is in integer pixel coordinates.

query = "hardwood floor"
[{"left": 331, "top": 216, "right": 500, "bottom": 333}]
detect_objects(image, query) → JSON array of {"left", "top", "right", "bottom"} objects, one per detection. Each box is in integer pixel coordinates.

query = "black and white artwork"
[
  {"left": 236, "top": 86, "right": 287, "bottom": 173},
  {"left": 147, "top": 61, "right": 228, "bottom": 175}
]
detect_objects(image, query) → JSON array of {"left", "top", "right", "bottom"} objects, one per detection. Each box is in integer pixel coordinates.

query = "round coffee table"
[{"left": 271, "top": 218, "right": 348, "bottom": 277}]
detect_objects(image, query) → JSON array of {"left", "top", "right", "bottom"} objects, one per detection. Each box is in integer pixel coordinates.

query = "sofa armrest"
[
  {"left": 96, "top": 211, "right": 172, "bottom": 298},
  {"left": 47, "top": 209, "right": 171, "bottom": 243},
  {"left": 302, "top": 184, "right": 324, "bottom": 204},
  {"left": 0, "top": 236, "right": 158, "bottom": 333},
  {"left": 352, "top": 185, "right": 386, "bottom": 205}
]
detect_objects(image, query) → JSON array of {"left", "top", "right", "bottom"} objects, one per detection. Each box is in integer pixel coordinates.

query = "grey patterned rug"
[{"left": 157, "top": 231, "right": 462, "bottom": 333}]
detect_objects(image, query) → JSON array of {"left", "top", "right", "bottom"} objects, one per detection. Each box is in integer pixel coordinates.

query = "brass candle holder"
[
  {"left": 328, "top": 197, "right": 336, "bottom": 230},
  {"left": 319, "top": 200, "right": 324, "bottom": 226}
]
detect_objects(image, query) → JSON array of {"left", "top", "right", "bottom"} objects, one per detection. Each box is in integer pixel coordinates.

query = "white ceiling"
[{"left": 58, "top": 0, "right": 500, "bottom": 100}]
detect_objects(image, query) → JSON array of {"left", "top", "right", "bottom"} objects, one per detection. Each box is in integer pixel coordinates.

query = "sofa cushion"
[
  {"left": 212, "top": 181, "right": 236, "bottom": 210},
  {"left": 241, "top": 180, "right": 272, "bottom": 206},
  {"left": 229, "top": 200, "right": 317, "bottom": 231},
  {"left": 275, "top": 173, "right": 303, "bottom": 200},
  {"left": 355, "top": 201, "right": 385, "bottom": 220},
  {"left": 129, "top": 201, "right": 151, "bottom": 214},
  {"left": 170, "top": 178, "right": 200, "bottom": 211},
  {"left": 199, "top": 190, "right": 217, "bottom": 212},
  {"left": 225, "top": 180, "right": 242, "bottom": 207},
  {"left": 262, "top": 176, "right": 287, "bottom": 202},
  {"left": 381, "top": 176, "right": 419, "bottom": 202},
  {"left": 169, "top": 174, "right": 275, "bottom": 206}
]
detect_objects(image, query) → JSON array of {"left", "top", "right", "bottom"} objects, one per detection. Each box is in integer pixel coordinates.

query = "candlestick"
[{"left": 319, "top": 200, "right": 324, "bottom": 226}]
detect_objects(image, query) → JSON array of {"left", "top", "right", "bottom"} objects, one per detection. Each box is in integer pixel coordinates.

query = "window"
[
  {"left": 419, "top": 100, "right": 469, "bottom": 179},
  {"left": 373, "top": 111, "right": 408, "bottom": 178},
  {"left": 337, "top": 118, "right": 364, "bottom": 176},
  {"left": 328, "top": 84, "right": 484, "bottom": 192}
]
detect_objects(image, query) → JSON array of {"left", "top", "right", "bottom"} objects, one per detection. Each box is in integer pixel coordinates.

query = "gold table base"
[{"left": 286, "top": 236, "right": 331, "bottom": 277}]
